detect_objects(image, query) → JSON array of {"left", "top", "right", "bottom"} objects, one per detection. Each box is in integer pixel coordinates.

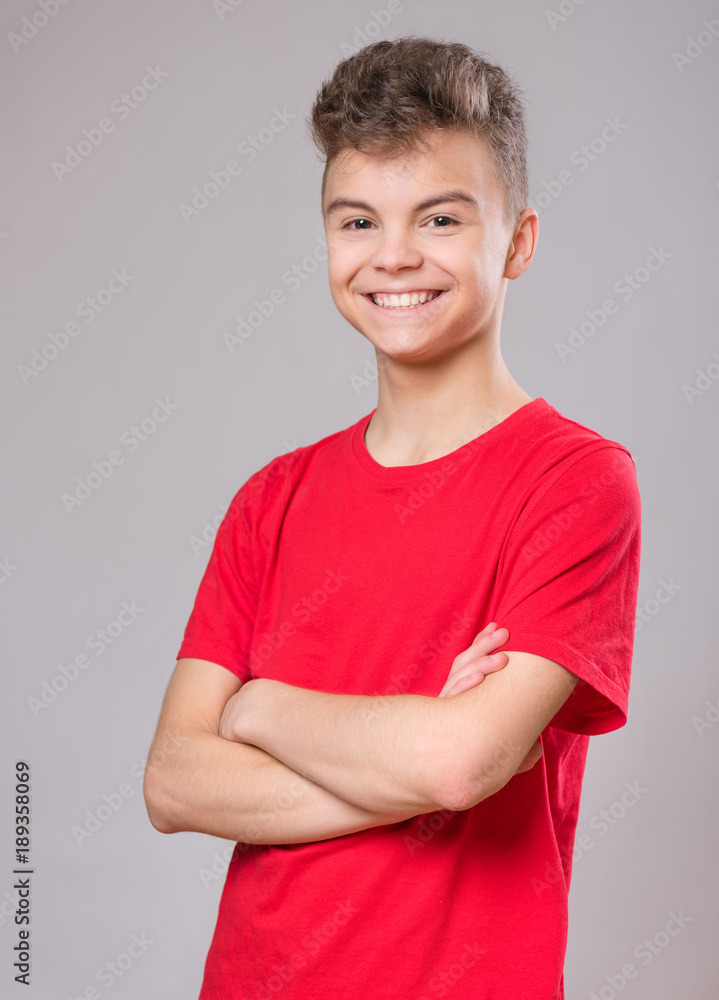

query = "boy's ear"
[{"left": 504, "top": 209, "right": 539, "bottom": 280}]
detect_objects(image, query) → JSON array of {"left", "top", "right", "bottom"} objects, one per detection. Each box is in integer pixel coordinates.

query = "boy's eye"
[
  {"left": 426, "top": 216, "right": 457, "bottom": 228},
  {"left": 342, "top": 215, "right": 458, "bottom": 231},
  {"left": 343, "top": 218, "right": 374, "bottom": 231}
]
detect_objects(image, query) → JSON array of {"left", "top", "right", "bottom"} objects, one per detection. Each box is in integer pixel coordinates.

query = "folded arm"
[
  {"left": 142, "top": 658, "right": 422, "bottom": 844},
  {"left": 143, "top": 626, "right": 524, "bottom": 841},
  {"left": 221, "top": 632, "right": 571, "bottom": 814}
]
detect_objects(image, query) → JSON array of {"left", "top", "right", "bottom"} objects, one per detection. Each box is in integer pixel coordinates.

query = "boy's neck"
[{"left": 363, "top": 368, "right": 533, "bottom": 468}]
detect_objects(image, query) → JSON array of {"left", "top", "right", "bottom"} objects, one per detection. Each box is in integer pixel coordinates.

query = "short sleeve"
[
  {"left": 175, "top": 488, "right": 259, "bottom": 682},
  {"left": 490, "top": 445, "right": 642, "bottom": 736}
]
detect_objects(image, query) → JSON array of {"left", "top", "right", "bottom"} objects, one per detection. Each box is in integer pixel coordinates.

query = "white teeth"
[{"left": 370, "top": 290, "right": 442, "bottom": 309}]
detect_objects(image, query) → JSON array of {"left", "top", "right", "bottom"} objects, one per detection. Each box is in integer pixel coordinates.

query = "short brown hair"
[{"left": 306, "top": 35, "right": 530, "bottom": 228}]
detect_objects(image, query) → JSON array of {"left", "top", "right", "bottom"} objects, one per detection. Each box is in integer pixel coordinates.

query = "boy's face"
[{"left": 322, "top": 128, "right": 536, "bottom": 365}]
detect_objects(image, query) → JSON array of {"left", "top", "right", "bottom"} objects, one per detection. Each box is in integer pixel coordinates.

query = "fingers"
[
  {"left": 441, "top": 671, "right": 484, "bottom": 698},
  {"left": 438, "top": 622, "right": 510, "bottom": 698},
  {"left": 439, "top": 651, "right": 509, "bottom": 697},
  {"left": 470, "top": 624, "right": 509, "bottom": 657},
  {"left": 479, "top": 651, "right": 509, "bottom": 675},
  {"left": 439, "top": 651, "right": 509, "bottom": 698},
  {"left": 448, "top": 625, "right": 509, "bottom": 674}
]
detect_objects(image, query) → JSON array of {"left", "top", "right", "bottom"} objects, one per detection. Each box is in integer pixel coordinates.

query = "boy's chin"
[{"left": 366, "top": 333, "right": 457, "bottom": 366}]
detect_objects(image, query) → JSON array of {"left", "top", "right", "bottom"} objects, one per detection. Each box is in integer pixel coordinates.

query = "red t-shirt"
[{"left": 176, "top": 397, "right": 642, "bottom": 1000}]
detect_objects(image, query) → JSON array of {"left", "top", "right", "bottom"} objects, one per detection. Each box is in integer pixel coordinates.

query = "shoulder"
[
  {"left": 522, "top": 399, "right": 640, "bottom": 509},
  {"left": 228, "top": 414, "right": 364, "bottom": 523}
]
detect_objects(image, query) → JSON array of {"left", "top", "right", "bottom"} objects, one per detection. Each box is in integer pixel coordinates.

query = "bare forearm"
[
  {"left": 235, "top": 682, "right": 456, "bottom": 814},
  {"left": 143, "top": 729, "right": 420, "bottom": 844},
  {"left": 218, "top": 627, "right": 517, "bottom": 815}
]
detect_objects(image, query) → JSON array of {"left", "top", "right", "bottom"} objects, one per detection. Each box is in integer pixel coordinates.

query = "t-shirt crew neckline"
[{"left": 350, "top": 397, "right": 550, "bottom": 483}]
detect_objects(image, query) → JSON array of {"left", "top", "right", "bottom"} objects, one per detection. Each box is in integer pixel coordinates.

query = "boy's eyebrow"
[{"left": 324, "top": 189, "right": 480, "bottom": 218}]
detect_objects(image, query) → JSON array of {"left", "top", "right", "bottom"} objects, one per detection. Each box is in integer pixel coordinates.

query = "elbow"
[
  {"left": 428, "top": 725, "right": 544, "bottom": 811},
  {"left": 417, "top": 719, "right": 508, "bottom": 812},
  {"left": 426, "top": 755, "right": 487, "bottom": 813},
  {"left": 146, "top": 807, "right": 177, "bottom": 836},
  {"left": 433, "top": 776, "right": 485, "bottom": 813},
  {"left": 428, "top": 742, "right": 502, "bottom": 812},
  {"left": 437, "top": 746, "right": 530, "bottom": 811},
  {"left": 143, "top": 769, "right": 180, "bottom": 835}
]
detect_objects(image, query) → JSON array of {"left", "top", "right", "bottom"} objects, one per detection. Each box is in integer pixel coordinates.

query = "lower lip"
[{"left": 363, "top": 290, "right": 447, "bottom": 316}]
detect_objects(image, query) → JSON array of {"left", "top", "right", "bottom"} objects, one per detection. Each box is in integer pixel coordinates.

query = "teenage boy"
[{"left": 144, "top": 35, "right": 641, "bottom": 1000}]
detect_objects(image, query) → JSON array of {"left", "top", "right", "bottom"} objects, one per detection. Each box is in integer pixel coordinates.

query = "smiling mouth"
[{"left": 364, "top": 289, "right": 447, "bottom": 311}]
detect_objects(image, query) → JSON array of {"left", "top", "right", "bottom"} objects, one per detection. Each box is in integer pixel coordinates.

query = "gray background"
[{"left": 2, "top": 0, "right": 717, "bottom": 997}]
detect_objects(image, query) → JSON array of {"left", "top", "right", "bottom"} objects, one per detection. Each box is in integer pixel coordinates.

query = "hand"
[
  {"left": 437, "top": 622, "right": 543, "bottom": 774},
  {"left": 218, "top": 677, "right": 267, "bottom": 743},
  {"left": 437, "top": 622, "right": 510, "bottom": 698}
]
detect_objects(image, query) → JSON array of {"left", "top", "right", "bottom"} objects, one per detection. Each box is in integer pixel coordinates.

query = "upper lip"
[{"left": 365, "top": 288, "right": 446, "bottom": 295}]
